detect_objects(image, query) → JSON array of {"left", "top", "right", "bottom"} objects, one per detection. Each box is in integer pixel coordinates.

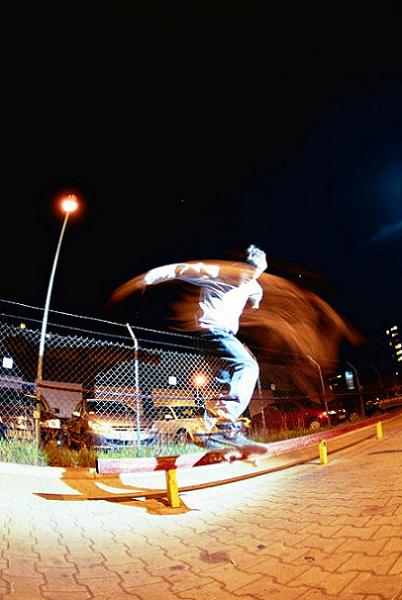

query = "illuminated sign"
[{"left": 344, "top": 370, "right": 355, "bottom": 390}]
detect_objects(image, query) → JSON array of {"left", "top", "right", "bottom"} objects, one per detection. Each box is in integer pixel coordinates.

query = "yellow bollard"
[
  {"left": 319, "top": 440, "right": 328, "bottom": 465},
  {"left": 165, "top": 468, "right": 180, "bottom": 508},
  {"left": 376, "top": 421, "right": 383, "bottom": 440}
]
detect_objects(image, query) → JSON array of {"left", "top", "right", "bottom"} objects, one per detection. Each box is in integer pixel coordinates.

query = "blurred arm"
[{"left": 144, "top": 261, "right": 220, "bottom": 286}]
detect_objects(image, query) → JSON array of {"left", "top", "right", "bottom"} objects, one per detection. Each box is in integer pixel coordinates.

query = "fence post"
[
  {"left": 370, "top": 364, "right": 383, "bottom": 391},
  {"left": 256, "top": 376, "right": 266, "bottom": 429},
  {"left": 346, "top": 361, "right": 365, "bottom": 418},
  {"left": 126, "top": 323, "right": 141, "bottom": 449},
  {"left": 308, "top": 356, "right": 328, "bottom": 413}
]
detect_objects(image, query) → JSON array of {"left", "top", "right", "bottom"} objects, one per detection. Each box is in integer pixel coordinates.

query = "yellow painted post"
[
  {"left": 319, "top": 440, "right": 328, "bottom": 465},
  {"left": 376, "top": 421, "right": 383, "bottom": 440},
  {"left": 165, "top": 468, "right": 180, "bottom": 508}
]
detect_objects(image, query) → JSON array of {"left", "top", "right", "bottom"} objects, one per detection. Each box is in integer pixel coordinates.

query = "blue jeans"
[{"left": 199, "top": 328, "right": 259, "bottom": 421}]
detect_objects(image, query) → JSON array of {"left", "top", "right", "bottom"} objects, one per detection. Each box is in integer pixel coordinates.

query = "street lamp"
[{"left": 36, "top": 194, "right": 79, "bottom": 385}]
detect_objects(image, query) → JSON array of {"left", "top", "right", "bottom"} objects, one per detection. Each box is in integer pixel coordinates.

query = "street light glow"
[
  {"left": 193, "top": 373, "right": 208, "bottom": 387},
  {"left": 61, "top": 194, "right": 79, "bottom": 213}
]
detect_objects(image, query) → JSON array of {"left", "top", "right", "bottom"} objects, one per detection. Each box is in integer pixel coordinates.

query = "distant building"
[{"left": 385, "top": 324, "right": 401, "bottom": 375}]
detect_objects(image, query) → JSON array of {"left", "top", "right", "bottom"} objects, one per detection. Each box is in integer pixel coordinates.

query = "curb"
[{"left": 0, "top": 410, "right": 398, "bottom": 480}]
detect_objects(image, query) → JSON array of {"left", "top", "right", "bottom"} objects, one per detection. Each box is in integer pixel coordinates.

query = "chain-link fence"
[{"left": 0, "top": 301, "right": 401, "bottom": 454}]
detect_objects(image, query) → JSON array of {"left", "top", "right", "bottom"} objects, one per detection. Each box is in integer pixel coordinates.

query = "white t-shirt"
[{"left": 178, "top": 273, "right": 262, "bottom": 334}]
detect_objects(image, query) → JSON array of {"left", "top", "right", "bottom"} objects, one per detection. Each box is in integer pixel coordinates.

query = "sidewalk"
[{"left": 1, "top": 414, "right": 402, "bottom": 599}]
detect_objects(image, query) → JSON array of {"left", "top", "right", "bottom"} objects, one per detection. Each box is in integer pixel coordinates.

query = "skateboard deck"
[
  {"left": 203, "top": 433, "right": 269, "bottom": 464},
  {"left": 220, "top": 444, "right": 269, "bottom": 465}
]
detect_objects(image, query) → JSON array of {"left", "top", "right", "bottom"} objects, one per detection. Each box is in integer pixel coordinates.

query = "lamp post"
[
  {"left": 36, "top": 194, "right": 79, "bottom": 386},
  {"left": 307, "top": 355, "right": 328, "bottom": 413},
  {"left": 370, "top": 363, "right": 383, "bottom": 390}
]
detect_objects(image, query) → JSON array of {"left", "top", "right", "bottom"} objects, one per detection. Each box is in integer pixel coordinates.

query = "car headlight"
[
  {"left": 17, "top": 416, "right": 28, "bottom": 428},
  {"left": 43, "top": 418, "right": 61, "bottom": 429},
  {"left": 88, "top": 420, "right": 113, "bottom": 434}
]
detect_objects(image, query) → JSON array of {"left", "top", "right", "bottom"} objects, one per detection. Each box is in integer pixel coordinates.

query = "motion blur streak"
[{"left": 110, "top": 260, "right": 365, "bottom": 369}]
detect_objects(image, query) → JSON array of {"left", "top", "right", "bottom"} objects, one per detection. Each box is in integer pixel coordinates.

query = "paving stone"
[
  {"left": 335, "top": 537, "right": 388, "bottom": 555},
  {"left": 389, "top": 554, "right": 402, "bottom": 575},
  {"left": 124, "top": 580, "right": 185, "bottom": 599},
  {"left": 294, "top": 534, "right": 347, "bottom": 553},
  {"left": 179, "top": 580, "right": 262, "bottom": 599},
  {"left": 342, "top": 572, "right": 402, "bottom": 597},
  {"left": 288, "top": 564, "right": 358, "bottom": 595},
  {"left": 330, "top": 525, "right": 380, "bottom": 540},
  {"left": 234, "top": 576, "right": 310, "bottom": 599},
  {"left": 75, "top": 576, "right": 125, "bottom": 598},
  {"left": 380, "top": 531, "right": 402, "bottom": 553},
  {"left": 42, "top": 593, "right": 92, "bottom": 600},
  {"left": 1, "top": 575, "right": 45, "bottom": 598},
  {"left": 291, "top": 547, "right": 352, "bottom": 571},
  {"left": 300, "top": 591, "right": 365, "bottom": 600},
  {"left": 248, "top": 556, "right": 311, "bottom": 584},
  {"left": 337, "top": 551, "right": 400, "bottom": 575},
  {"left": 198, "top": 561, "right": 264, "bottom": 592}
]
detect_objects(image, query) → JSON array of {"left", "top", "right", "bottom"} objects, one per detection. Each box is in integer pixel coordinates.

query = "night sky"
[{"left": 1, "top": 6, "right": 401, "bottom": 367}]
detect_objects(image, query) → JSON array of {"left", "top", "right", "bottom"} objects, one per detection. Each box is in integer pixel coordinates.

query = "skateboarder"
[{"left": 142, "top": 244, "right": 268, "bottom": 448}]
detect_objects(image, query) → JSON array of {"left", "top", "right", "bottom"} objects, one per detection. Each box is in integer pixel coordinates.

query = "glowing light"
[
  {"left": 193, "top": 373, "right": 208, "bottom": 388},
  {"left": 61, "top": 194, "right": 79, "bottom": 213}
]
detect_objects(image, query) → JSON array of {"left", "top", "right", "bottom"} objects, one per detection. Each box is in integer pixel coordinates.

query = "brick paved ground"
[{"left": 1, "top": 416, "right": 402, "bottom": 599}]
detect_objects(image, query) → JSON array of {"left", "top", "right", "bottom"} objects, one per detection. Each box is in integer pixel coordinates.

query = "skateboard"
[{"left": 201, "top": 431, "right": 269, "bottom": 465}]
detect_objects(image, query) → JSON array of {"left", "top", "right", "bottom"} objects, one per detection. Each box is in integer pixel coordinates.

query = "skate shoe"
[{"left": 211, "top": 420, "right": 266, "bottom": 449}]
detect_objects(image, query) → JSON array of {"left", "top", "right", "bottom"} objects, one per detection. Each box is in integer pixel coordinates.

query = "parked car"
[
  {"left": 149, "top": 405, "right": 209, "bottom": 444},
  {"left": 375, "top": 392, "right": 402, "bottom": 412},
  {"left": 62, "top": 398, "right": 156, "bottom": 451},
  {"left": 0, "top": 389, "right": 62, "bottom": 443},
  {"left": 0, "top": 392, "right": 34, "bottom": 441},
  {"left": 325, "top": 400, "right": 351, "bottom": 425},
  {"left": 332, "top": 391, "right": 402, "bottom": 418},
  {"left": 250, "top": 399, "right": 349, "bottom": 434},
  {"left": 362, "top": 395, "right": 383, "bottom": 417}
]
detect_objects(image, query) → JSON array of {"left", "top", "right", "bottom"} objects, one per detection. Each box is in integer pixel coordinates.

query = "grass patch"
[
  {"left": 0, "top": 439, "right": 205, "bottom": 469},
  {"left": 251, "top": 425, "right": 333, "bottom": 444},
  {"left": 98, "top": 441, "right": 203, "bottom": 459},
  {"left": 43, "top": 443, "right": 98, "bottom": 468},
  {"left": 0, "top": 438, "right": 48, "bottom": 465},
  {"left": 41, "top": 441, "right": 205, "bottom": 468}
]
